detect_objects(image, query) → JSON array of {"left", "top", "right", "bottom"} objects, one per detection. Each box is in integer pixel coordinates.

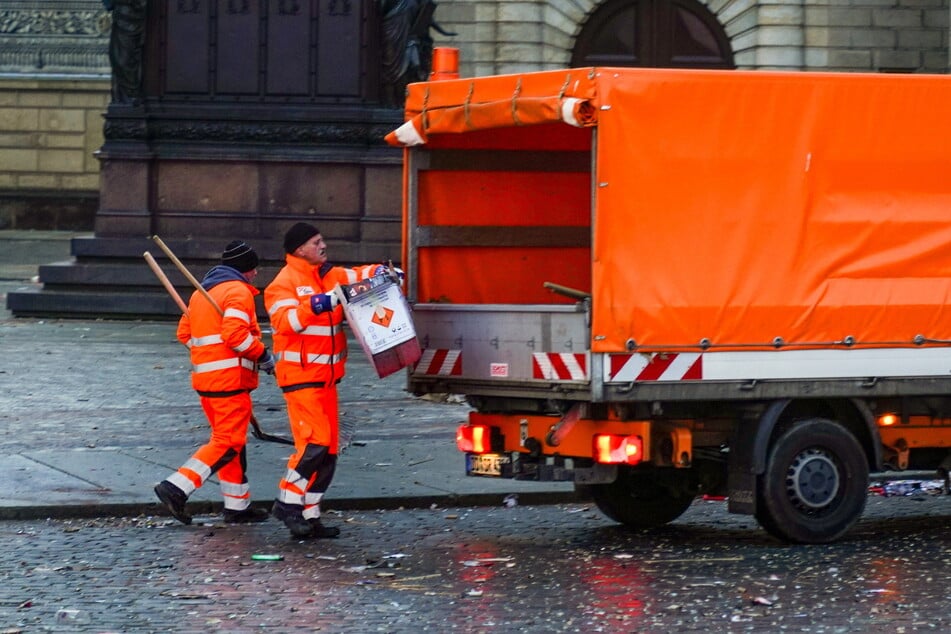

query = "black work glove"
[{"left": 257, "top": 348, "right": 275, "bottom": 375}]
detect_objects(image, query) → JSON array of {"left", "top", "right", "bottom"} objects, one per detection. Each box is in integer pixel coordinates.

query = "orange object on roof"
[{"left": 395, "top": 68, "right": 951, "bottom": 353}]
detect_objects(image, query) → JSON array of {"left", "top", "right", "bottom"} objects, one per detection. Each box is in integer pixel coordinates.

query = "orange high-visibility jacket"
[
  {"left": 265, "top": 254, "right": 378, "bottom": 389},
  {"left": 176, "top": 269, "right": 266, "bottom": 394}
]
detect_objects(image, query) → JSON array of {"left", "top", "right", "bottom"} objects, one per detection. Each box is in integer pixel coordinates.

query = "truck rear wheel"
[
  {"left": 755, "top": 418, "right": 868, "bottom": 544},
  {"left": 583, "top": 467, "right": 696, "bottom": 530}
]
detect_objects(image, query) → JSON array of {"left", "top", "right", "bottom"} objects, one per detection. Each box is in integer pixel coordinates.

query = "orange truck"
[{"left": 387, "top": 67, "right": 951, "bottom": 543}]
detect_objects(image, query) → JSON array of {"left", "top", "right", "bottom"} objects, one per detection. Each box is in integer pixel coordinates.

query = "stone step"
[
  {"left": 7, "top": 287, "right": 183, "bottom": 320},
  {"left": 7, "top": 235, "right": 400, "bottom": 319}
]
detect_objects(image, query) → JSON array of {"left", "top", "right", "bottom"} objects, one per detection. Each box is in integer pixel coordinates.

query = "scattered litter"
[
  {"left": 55, "top": 609, "right": 90, "bottom": 625},
  {"left": 419, "top": 393, "right": 467, "bottom": 404},
  {"left": 645, "top": 556, "right": 743, "bottom": 564},
  {"left": 751, "top": 596, "right": 774, "bottom": 606},
  {"left": 376, "top": 572, "right": 397, "bottom": 578},
  {"left": 614, "top": 553, "right": 634, "bottom": 560},
  {"left": 465, "top": 589, "right": 484, "bottom": 597},
  {"left": 251, "top": 554, "right": 284, "bottom": 561},
  {"left": 383, "top": 554, "right": 408, "bottom": 559},
  {"left": 161, "top": 591, "right": 209, "bottom": 600},
  {"left": 373, "top": 560, "right": 400, "bottom": 569},
  {"left": 375, "top": 463, "right": 393, "bottom": 467},
  {"left": 462, "top": 557, "right": 514, "bottom": 567},
  {"left": 503, "top": 494, "right": 518, "bottom": 508},
  {"left": 444, "top": 514, "right": 459, "bottom": 520},
  {"left": 869, "top": 479, "right": 946, "bottom": 497}
]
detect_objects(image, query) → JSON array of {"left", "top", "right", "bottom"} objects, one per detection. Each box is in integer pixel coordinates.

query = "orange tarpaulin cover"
[
  {"left": 386, "top": 69, "right": 599, "bottom": 146},
  {"left": 397, "top": 68, "right": 951, "bottom": 353}
]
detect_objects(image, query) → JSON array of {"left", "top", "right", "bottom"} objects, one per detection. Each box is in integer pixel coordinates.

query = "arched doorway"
[{"left": 571, "top": 0, "right": 734, "bottom": 69}]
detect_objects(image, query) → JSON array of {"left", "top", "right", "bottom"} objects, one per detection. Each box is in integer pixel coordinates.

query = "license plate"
[{"left": 466, "top": 453, "right": 511, "bottom": 477}]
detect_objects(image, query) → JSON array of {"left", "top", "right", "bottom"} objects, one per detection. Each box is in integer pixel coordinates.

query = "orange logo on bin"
[{"left": 371, "top": 305, "right": 395, "bottom": 328}]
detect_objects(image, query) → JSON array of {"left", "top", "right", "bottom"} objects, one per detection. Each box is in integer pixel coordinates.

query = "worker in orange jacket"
[
  {"left": 265, "top": 222, "right": 388, "bottom": 539},
  {"left": 154, "top": 241, "right": 275, "bottom": 525}
]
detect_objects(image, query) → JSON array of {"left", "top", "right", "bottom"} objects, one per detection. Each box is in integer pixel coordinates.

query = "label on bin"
[{"left": 338, "top": 281, "right": 416, "bottom": 355}]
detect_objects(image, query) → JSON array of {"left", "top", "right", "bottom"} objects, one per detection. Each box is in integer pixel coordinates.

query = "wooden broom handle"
[
  {"left": 151, "top": 235, "right": 223, "bottom": 316},
  {"left": 143, "top": 251, "right": 189, "bottom": 315}
]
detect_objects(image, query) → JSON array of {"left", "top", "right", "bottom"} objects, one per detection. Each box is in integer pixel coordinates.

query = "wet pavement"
[{"left": 2, "top": 495, "right": 951, "bottom": 633}]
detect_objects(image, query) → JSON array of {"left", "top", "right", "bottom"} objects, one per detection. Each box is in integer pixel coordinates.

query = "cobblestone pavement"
[{"left": 2, "top": 495, "right": 951, "bottom": 633}]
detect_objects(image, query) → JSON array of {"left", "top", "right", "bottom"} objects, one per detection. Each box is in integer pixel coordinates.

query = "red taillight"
[
  {"left": 877, "top": 413, "right": 898, "bottom": 427},
  {"left": 457, "top": 423, "right": 491, "bottom": 453},
  {"left": 594, "top": 434, "right": 643, "bottom": 465}
]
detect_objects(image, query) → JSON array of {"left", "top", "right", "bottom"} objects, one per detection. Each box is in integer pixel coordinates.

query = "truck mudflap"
[{"left": 465, "top": 451, "right": 618, "bottom": 484}]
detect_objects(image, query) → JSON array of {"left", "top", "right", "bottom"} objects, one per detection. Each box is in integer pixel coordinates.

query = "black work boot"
[
  {"left": 307, "top": 518, "right": 341, "bottom": 539},
  {"left": 223, "top": 506, "right": 269, "bottom": 524},
  {"left": 271, "top": 500, "right": 313, "bottom": 538},
  {"left": 154, "top": 481, "right": 192, "bottom": 525}
]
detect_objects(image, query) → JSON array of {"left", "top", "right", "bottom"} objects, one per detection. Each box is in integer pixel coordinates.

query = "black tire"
[
  {"left": 584, "top": 467, "right": 697, "bottom": 530},
  {"left": 755, "top": 418, "right": 868, "bottom": 544}
]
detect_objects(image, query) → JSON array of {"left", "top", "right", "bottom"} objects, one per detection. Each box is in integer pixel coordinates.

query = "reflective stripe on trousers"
[{"left": 165, "top": 392, "right": 254, "bottom": 511}]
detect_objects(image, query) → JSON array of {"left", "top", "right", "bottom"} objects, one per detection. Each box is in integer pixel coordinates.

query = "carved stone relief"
[{"left": 0, "top": 1, "right": 109, "bottom": 74}]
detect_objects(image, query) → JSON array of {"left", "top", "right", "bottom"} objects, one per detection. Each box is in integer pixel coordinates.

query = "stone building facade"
[
  {"left": 0, "top": 0, "right": 948, "bottom": 231},
  {"left": 434, "top": 0, "right": 949, "bottom": 75},
  {"left": 0, "top": 0, "right": 110, "bottom": 228}
]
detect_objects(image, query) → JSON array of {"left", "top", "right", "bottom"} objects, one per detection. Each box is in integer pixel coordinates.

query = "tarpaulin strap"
[
  {"left": 420, "top": 86, "right": 430, "bottom": 135},
  {"left": 558, "top": 73, "right": 571, "bottom": 99},
  {"left": 464, "top": 81, "right": 475, "bottom": 129},
  {"left": 511, "top": 78, "right": 523, "bottom": 126}
]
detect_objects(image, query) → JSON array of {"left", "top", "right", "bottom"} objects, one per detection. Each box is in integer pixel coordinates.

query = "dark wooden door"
[{"left": 571, "top": 0, "right": 734, "bottom": 69}]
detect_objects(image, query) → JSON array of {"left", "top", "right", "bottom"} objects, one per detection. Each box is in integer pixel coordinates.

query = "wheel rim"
[{"left": 785, "top": 448, "right": 840, "bottom": 510}]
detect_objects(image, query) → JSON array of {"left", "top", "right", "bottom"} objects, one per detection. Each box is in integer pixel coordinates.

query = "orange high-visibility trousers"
[
  {"left": 276, "top": 386, "right": 339, "bottom": 519},
  {"left": 167, "top": 392, "right": 253, "bottom": 512}
]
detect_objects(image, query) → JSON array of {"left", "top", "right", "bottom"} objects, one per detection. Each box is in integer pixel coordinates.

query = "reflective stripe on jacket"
[
  {"left": 176, "top": 276, "right": 265, "bottom": 393},
  {"left": 264, "top": 254, "right": 378, "bottom": 389}
]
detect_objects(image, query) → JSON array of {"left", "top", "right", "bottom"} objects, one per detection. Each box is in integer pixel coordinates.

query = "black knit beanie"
[
  {"left": 221, "top": 240, "right": 259, "bottom": 272},
  {"left": 283, "top": 222, "right": 320, "bottom": 254}
]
